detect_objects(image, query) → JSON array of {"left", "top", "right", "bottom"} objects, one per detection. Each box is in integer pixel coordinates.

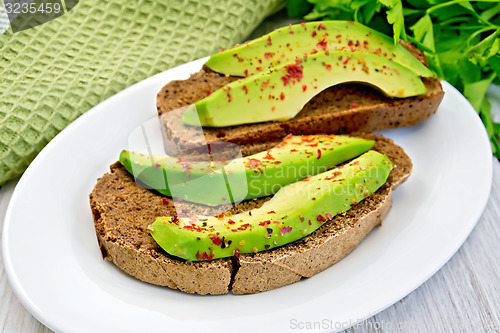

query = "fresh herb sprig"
[{"left": 287, "top": 0, "right": 500, "bottom": 157}]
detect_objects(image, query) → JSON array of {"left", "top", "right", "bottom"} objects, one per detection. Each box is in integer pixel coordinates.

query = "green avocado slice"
[
  {"left": 150, "top": 150, "right": 393, "bottom": 261},
  {"left": 183, "top": 51, "right": 427, "bottom": 127},
  {"left": 120, "top": 135, "right": 375, "bottom": 206},
  {"left": 205, "top": 20, "right": 433, "bottom": 78}
]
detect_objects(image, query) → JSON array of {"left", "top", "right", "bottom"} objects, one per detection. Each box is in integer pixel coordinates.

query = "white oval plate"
[{"left": 2, "top": 58, "right": 492, "bottom": 333}]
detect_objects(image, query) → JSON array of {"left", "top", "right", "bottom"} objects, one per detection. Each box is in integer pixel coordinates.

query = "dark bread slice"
[
  {"left": 157, "top": 42, "right": 443, "bottom": 154},
  {"left": 89, "top": 133, "right": 411, "bottom": 295}
]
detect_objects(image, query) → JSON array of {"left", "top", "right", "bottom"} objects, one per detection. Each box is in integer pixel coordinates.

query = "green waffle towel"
[{"left": 0, "top": 0, "right": 283, "bottom": 185}]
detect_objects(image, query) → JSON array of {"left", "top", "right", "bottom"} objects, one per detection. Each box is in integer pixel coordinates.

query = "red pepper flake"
[
  {"left": 351, "top": 103, "right": 358, "bottom": 108},
  {"left": 267, "top": 211, "right": 276, "bottom": 214},
  {"left": 325, "top": 64, "right": 332, "bottom": 71},
  {"left": 352, "top": 160, "right": 360, "bottom": 165},
  {"left": 208, "top": 233, "right": 222, "bottom": 246},
  {"left": 219, "top": 48, "right": 225, "bottom": 52},
  {"left": 258, "top": 59, "right": 262, "bottom": 64},
  {"left": 318, "top": 23, "right": 326, "bottom": 30},
  {"left": 180, "top": 162, "right": 192, "bottom": 173},
  {"left": 227, "top": 219, "right": 236, "bottom": 225},
  {"left": 261, "top": 80, "right": 270, "bottom": 87},
  {"left": 281, "top": 61, "right": 304, "bottom": 86},
  {"left": 302, "top": 84, "right": 307, "bottom": 92},
  {"left": 280, "top": 226, "right": 293, "bottom": 235},
  {"left": 336, "top": 34, "right": 341, "bottom": 38},
  {"left": 264, "top": 52, "right": 273, "bottom": 59},
  {"left": 247, "top": 158, "right": 261, "bottom": 169},
  {"left": 227, "top": 92, "right": 232, "bottom": 102},
  {"left": 299, "top": 216, "right": 305, "bottom": 222},
  {"left": 162, "top": 198, "right": 169, "bottom": 204},
  {"left": 259, "top": 220, "right": 271, "bottom": 226},
  {"left": 244, "top": 69, "right": 249, "bottom": 76},
  {"left": 317, "top": 149, "right": 322, "bottom": 159},
  {"left": 196, "top": 251, "right": 203, "bottom": 260},
  {"left": 201, "top": 251, "right": 214, "bottom": 260},
  {"left": 233, "top": 248, "right": 240, "bottom": 257},
  {"left": 308, "top": 220, "right": 312, "bottom": 225},
  {"left": 317, "top": 215, "right": 327, "bottom": 222},
  {"left": 218, "top": 214, "right": 224, "bottom": 219},
  {"left": 262, "top": 151, "right": 275, "bottom": 160},
  {"left": 280, "top": 92, "right": 285, "bottom": 100},
  {"left": 363, "top": 40, "right": 369, "bottom": 45},
  {"left": 311, "top": 48, "right": 318, "bottom": 54},
  {"left": 232, "top": 53, "right": 244, "bottom": 62},
  {"left": 343, "top": 58, "right": 350, "bottom": 65},
  {"left": 325, "top": 171, "right": 340, "bottom": 180},
  {"left": 267, "top": 36, "right": 272, "bottom": 45},
  {"left": 326, "top": 213, "right": 333, "bottom": 220},
  {"left": 312, "top": 30, "right": 317, "bottom": 37},
  {"left": 238, "top": 223, "right": 251, "bottom": 231},
  {"left": 317, "top": 38, "right": 328, "bottom": 50}
]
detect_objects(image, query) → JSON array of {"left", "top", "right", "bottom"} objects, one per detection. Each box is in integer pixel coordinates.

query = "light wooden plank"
[{"left": 346, "top": 160, "right": 500, "bottom": 332}]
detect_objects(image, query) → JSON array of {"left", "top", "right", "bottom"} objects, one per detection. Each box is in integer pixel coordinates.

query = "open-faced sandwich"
[{"left": 89, "top": 21, "right": 443, "bottom": 295}]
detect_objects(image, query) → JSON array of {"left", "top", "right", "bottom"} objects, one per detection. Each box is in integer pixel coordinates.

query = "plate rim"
[{"left": 2, "top": 59, "right": 493, "bottom": 333}]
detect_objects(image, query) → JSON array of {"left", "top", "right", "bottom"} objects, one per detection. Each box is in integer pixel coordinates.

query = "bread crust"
[
  {"left": 90, "top": 167, "right": 234, "bottom": 295},
  {"left": 89, "top": 134, "right": 412, "bottom": 294}
]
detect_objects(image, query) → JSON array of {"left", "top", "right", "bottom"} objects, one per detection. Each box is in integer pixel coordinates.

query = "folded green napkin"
[{"left": 0, "top": 0, "right": 283, "bottom": 185}]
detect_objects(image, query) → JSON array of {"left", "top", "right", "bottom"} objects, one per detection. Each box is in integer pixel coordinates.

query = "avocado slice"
[
  {"left": 205, "top": 21, "right": 433, "bottom": 77},
  {"left": 183, "top": 51, "right": 427, "bottom": 127},
  {"left": 150, "top": 150, "right": 393, "bottom": 261},
  {"left": 120, "top": 135, "right": 375, "bottom": 206}
]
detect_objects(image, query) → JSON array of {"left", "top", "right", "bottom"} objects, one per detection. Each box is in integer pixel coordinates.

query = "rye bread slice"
[
  {"left": 157, "top": 42, "right": 444, "bottom": 155},
  {"left": 89, "top": 133, "right": 411, "bottom": 295}
]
